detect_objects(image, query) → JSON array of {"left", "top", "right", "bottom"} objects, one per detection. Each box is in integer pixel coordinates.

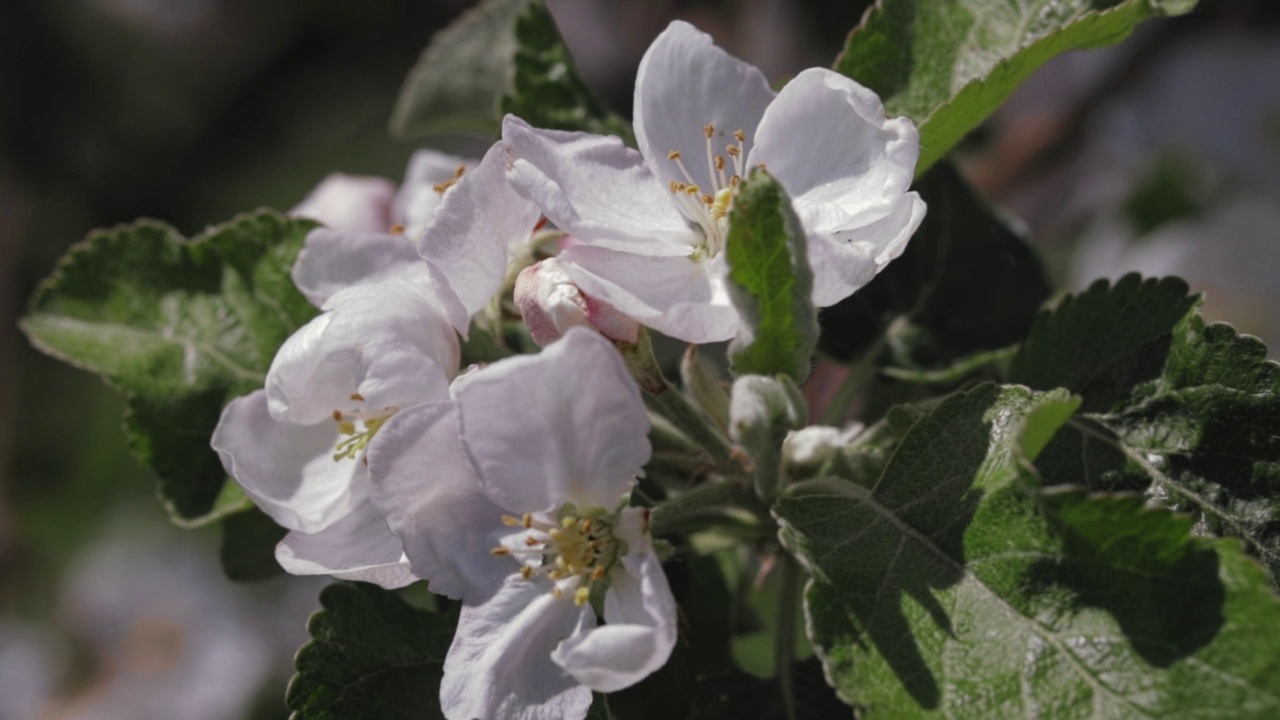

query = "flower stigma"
[
  {"left": 491, "top": 507, "right": 627, "bottom": 606},
  {"left": 331, "top": 403, "right": 397, "bottom": 463},
  {"left": 668, "top": 124, "right": 746, "bottom": 260}
]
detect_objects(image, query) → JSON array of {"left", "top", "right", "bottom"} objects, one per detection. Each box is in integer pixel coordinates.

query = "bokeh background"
[{"left": 2, "top": 0, "right": 1277, "bottom": 718}]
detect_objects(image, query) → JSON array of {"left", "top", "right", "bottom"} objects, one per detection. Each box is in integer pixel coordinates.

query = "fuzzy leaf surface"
[
  {"left": 776, "top": 383, "right": 1280, "bottom": 717},
  {"left": 20, "top": 209, "right": 317, "bottom": 525},
  {"left": 837, "top": 0, "right": 1198, "bottom": 171}
]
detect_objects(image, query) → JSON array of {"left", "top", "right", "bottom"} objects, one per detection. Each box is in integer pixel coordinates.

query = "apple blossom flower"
[
  {"left": 514, "top": 257, "right": 640, "bottom": 346},
  {"left": 211, "top": 278, "right": 461, "bottom": 587},
  {"left": 290, "top": 149, "right": 475, "bottom": 309},
  {"left": 367, "top": 328, "right": 676, "bottom": 720},
  {"left": 503, "top": 20, "right": 926, "bottom": 343}
]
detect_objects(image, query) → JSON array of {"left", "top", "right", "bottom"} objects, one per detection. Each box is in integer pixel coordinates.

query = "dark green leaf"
[
  {"left": 776, "top": 383, "right": 1280, "bottom": 717},
  {"left": 1008, "top": 273, "right": 1197, "bottom": 411},
  {"left": 725, "top": 168, "right": 818, "bottom": 382},
  {"left": 818, "top": 163, "right": 1049, "bottom": 376},
  {"left": 20, "top": 209, "right": 318, "bottom": 526},
  {"left": 500, "top": 2, "right": 632, "bottom": 140},
  {"left": 220, "top": 507, "right": 287, "bottom": 582},
  {"left": 287, "top": 582, "right": 456, "bottom": 720},
  {"left": 837, "top": 0, "right": 1198, "bottom": 172},
  {"left": 389, "top": 0, "right": 533, "bottom": 138}
]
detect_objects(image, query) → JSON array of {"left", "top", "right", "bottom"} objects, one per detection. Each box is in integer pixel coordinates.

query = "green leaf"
[
  {"left": 725, "top": 168, "right": 818, "bottom": 382},
  {"left": 287, "top": 582, "right": 456, "bottom": 720},
  {"left": 20, "top": 209, "right": 318, "bottom": 526},
  {"left": 776, "top": 383, "right": 1280, "bottom": 717},
  {"left": 837, "top": 0, "right": 1198, "bottom": 172},
  {"left": 817, "top": 163, "right": 1049, "bottom": 376},
  {"left": 220, "top": 507, "right": 287, "bottom": 582},
  {"left": 499, "top": 1, "right": 632, "bottom": 140},
  {"left": 1008, "top": 273, "right": 1198, "bottom": 412},
  {"left": 389, "top": 0, "right": 533, "bottom": 138}
]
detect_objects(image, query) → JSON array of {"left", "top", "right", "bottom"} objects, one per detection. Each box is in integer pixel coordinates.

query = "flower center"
[
  {"left": 491, "top": 509, "right": 623, "bottom": 606},
  {"left": 330, "top": 401, "right": 397, "bottom": 463},
  {"left": 667, "top": 124, "right": 746, "bottom": 260}
]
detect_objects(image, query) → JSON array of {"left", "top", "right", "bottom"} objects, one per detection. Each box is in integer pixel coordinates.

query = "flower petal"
[
  {"left": 417, "top": 141, "right": 542, "bottom": 327},
  {"left": 751, "top": 68, "right": 921, "bottom": 232},
  {"left": 290, "top": 173, "right": 395, "bottom": 232},
  {"left": 551, "top": 508, "right": 677, "bottom": 692},
  {"left": 805, "top": 191, "right": 926, "bottom": 306},
  {"left": 212, "top": 390, "right": 365, "bottom": 533},
  {"left": 365, "top": 402, "right": 511, "bottom": 601},
  {"left": 274, "top": 500, "right": 416, "bottom": 589},
  {"left": 633, "top": 21, "right": 775, "bottom": 193},
  {"left": 319, "top": 280, "right": 460, "bottom": 411},
  {"left": 291, "top": 228, "right": 429, "bottom": 308},
  {"left": 264, "top": 312, "right": 354, "bottom": 425},
  {"left": 503, "top": 115, "right": 695, "bottom": 254},
  {"left": 392, "top": 149, "right": 474, "bottom": 237},
  {"left": 456, "top": 327, "right": 650, "bottom": 514},
  {"left": 441, "top": 576, "right": 594, "bottom": 720},
  {"left": 558, "top": 245, "right": 739, "bottom": 343}
]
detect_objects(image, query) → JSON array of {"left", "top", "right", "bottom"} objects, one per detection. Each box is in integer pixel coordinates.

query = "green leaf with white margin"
[
  {"left": 500, "top": 1, "right": 632, "bottom": 141},
  {"left": 20, "top": 209, "right": 318, "bottom": 526},
  {"left": 724, "top": 168, "right": 818, "bottom": 382},
  {"left": 837, "top": 0, "right": 1199, "bottom": 173},
  {"left": 287, "top": 582, "right": 457, "bottom": 719},
  {"left": 776, "top": 383, "right": 1280, "bottom": 717},
  {"left": 389, "top": 0, "right": 533, "bottom": 138}
]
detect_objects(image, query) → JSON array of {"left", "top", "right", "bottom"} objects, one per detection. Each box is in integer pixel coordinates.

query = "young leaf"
[
  {"left": 20, "top": 209, "right": 318, "bottom": 526},
  {"left": 837, "top": 0, "right": 1199, "bottom": 172},
  {"left": 776, "top": 384, "right": 1280, "bottom": 717},
  {"left": 817, "top": 163, "right": 1049, "bottom": 375},
  {"left": 725, "top": 168, "right": 818, "bottom": 382},
  {"left": 500, "top": 1, "right": 632, "bottom": 140},
  {"left": 287, "top": 582, "right": 457, "bottom": 720},
  {"left": 389, "top": 0, "right": 533, "bottom": 138}
]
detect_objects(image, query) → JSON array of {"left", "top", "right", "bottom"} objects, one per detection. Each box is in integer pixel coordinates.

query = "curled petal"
[
  {"left": 265, "top": 313, "right": 354, "bottom": 425},
  {"left": 441, "top": 576, "right": 594, "bottom": 720},
  {"left": 456, "top": 327, "right": 650, "bottom": 514},
  {"left": 290, "top": 173, "right": 395, "bottom": 232},
  {"left": 551, "top": 509, "right": 677, "bottom": 692},
  {"left": 212, "top": 390, "right": 365, "bottom": 533},
  {"left": 805, "top": 192, "right": 926, "bottom": 306},
  {"left": 514, "top": 258, "right": 639, "bottom": 346},
  {"left": 275, "top": 500, "right": 415, "bottom": 589}
]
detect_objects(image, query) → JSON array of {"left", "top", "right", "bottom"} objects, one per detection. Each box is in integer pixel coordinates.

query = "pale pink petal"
[
  {"left": 392, "top": 149, "right": 474, "bottom": 237},
  {"left": 264, "top": 313, "right": 354, "bottom": 425},
  {"left": 633, "top": 21, "right": 775, "bottom": 193},
  {"left": 456, "top": 327, "right": 650, "bottom": 514},
  {"left": 275, "top": 500, "right": 415, "bottom": 589},
  {"left": 290, "top": 173, "right": 395, "bottom": 232},
  {"left": 514, "top": 258, "right": 640, "bottom": 346},
  {"left": 291, "top": 228, "right": 428, "bottom": 308},
  {"left": 441, "top": 576, "right": 594, "bottom": 720},
  {"left": 212, "top": 390, "right": 365, "bottom": 533}
]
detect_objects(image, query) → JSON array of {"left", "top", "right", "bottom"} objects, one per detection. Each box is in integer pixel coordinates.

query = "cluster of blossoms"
[{"left": 212, "top": 20, "right": 922, "bottom": 720}]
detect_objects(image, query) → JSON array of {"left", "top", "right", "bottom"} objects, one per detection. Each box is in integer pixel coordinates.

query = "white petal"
[
  {"left": 633, "top": 21, "right": 775, "bottom": 192},
  {"left": 417, "top": 142, "right": 542, "bottom": 326},
  {"left": 502, "top": 116, "right": 695, "bottom": 254},
  {"left": 806, "top": 192, "right": 927, "bottom": 306},
  {"left": 392, "top": 149, "right": 474, "bottom": 237},
  {"left": 551, "top": 509, "right": 677, "bottom": 692},
  {"left": 441, "top": 576, "right": 594, "bottom": 720},
  {"left": 265, "top": 313, "right": 355, "bottom": 425},
  {"left": 291, "top": 228, "right": 430, "bottom": 308},
  {"left": 751, "top": 68, "right": 920, "bottom": 231},
  {"left": 365, "top": 402, "right": 513, "bottom": 602},
  {"left": 558, "top": 245, "right": 739, "bottom": 343},
  {"left": 320, "top": 280, "right": 461, "bottom": 411},
  {"left": 456, "top": 327, "right": 650, "bottom": 514},
  {"left": 274, "top": 500, "right": 416, "bottom": 589},
  {"left": 212, "top": 390, "right": 366, "bottom": 533},
  {"left": 290, "top": 173, "right": 395, "bottom": 232}
]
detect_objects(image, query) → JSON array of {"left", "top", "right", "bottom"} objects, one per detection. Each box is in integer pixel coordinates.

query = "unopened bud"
[{"left": 514, "top": 258, "right": 639, "bottom": 347}]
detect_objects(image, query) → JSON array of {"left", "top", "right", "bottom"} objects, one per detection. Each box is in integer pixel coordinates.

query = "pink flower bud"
[{"left": 515, "top": 258, "right": 639, "bottom": 347}]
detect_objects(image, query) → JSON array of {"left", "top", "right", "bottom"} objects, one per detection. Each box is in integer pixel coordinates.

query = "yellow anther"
[
  {"left": 714, "top": 156, "right": 725, "bottom": 171},
  {"left": 704, "top": 123, "right": 715, "bottom": 138},
  {"left": 491, "top": 547, "right": 510, "bottom": 556},
  {"left": 669, "top": 180, "right": 679, "bottom": 193},
  {"left": 734, "top": 129, "right": 745, "bottom": 143},
  {"left": 561, "top": 516, "right": 577, "bottom": 528},
  {"left": 730, "top": 175, "right": 741, "bottom": 187},
  {"left": 579, "top": 519, "right": 593, "bottom": 533},
  {"left": 521, "top": 566, "right": 533, "bottom": 580},
  {"left": 685, "top": 185, "right": 701, "bottom": 196},
  {"left": 502, "top": 515, "right": 522, "bottom": 527},
  {"left": 432, "top": 165, "right": 467, "bottom": 193},
  {"left": 702, "top": 194, "right": 714, "bottom": 206},
  {"left": 591, "top": 566, "right": 606, "bottom": 580},
  {"left": 337, "top": 421, "right": 356, "bottom": 435},
  {"left": 667, "top": 150, "right": 681, "bottom": 160},
  {"left": 553, "top": 588, "right": 563, "bottom": 599},
  {"left": 525, "top": 536, "right": 539, "bottom": 547},
  {"left": 350, "top": 392, "right": 365, "bottom": 402},
  {"left": 574, "top": 587, "right": 591, "bottom": 606},
  {"left": 389, "top": 225, "right": 405, "bottom": 235},
  {"left": 523, "top": 513, "right": 533, "bottom": 528},
  {"left": 332, "top": 410, "right": 343, "bottom": 422},
  {"left": 726, "top": 145, "right": 740, "bottom": 157}
]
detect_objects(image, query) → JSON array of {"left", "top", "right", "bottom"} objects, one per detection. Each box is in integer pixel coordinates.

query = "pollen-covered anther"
[
  {"left": 501, "top": 510, "right": 622, "bottom": 602},
  {"left": 331, "top": 408, "right": 396, "bottom": 462},
  {"left": 389, "top": 225, "right": 405, "bottom": 235},
  {"left": 431, "top": 165, "right": 466, "bottom": 193}
]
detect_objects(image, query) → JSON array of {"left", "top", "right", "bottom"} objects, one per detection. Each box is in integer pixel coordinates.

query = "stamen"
[
  {"left": 491, "top": 547, "right": 510, "bottom": 556},
  {"left": 389, "top": 225, "right": 405, "bottom": 235},
  {"left": 432, "top": 165, "right": 467, "bottom": 193},
  {"left": 502, "top": 514, "right": 523, "bottom": 527},
  {"left": 332, "top": 413, "right": 393, "bottom": 462},
  {"left": 350, "top": 393, "right": 365, "bottom": 402},
  {"left": 704, "top": 124, "right": 717, "bottom": 190},
  {"left": 574, "top": 587, "right": 590, "bottom": 606}
]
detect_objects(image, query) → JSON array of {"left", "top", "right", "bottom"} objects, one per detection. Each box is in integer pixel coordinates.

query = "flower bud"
[{"left": 514, "top": 258, "right": 639, "bottom": 347}]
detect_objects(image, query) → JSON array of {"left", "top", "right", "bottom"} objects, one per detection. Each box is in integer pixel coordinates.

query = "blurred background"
[{"left": 1, "top": 0, "right": 1277, "bottom": 717}]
